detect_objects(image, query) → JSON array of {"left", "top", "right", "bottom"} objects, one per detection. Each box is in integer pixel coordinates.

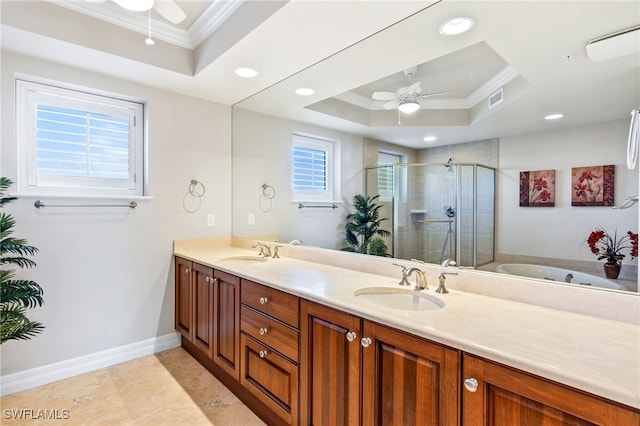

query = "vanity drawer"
[
  {"left": 241, "top": 305, "right": 299, "bottom": 362},
  {"left": 240, "top": 333, "right": 299, "bottom": 425},
  {"left": 241, "top": 279, "right": 299, "bottom": 328}
]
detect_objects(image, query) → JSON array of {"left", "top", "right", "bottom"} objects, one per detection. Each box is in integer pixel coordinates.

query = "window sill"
[{"left": 10, "top": 193, "right": 153, "bottom": 202}]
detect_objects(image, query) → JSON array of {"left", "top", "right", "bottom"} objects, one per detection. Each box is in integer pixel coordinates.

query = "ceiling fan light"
[
  {"left": 398, "top": 100, "right": 421, "bottom": 114},
  {"left": 113, "top": 0, "right": 155, "bottom": 12}
]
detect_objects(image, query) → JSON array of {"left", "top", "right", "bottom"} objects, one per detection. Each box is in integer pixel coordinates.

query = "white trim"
[
  {"left": 188, "top": 0, "right": 246, "bottom": 47},
  {"left": 0, "top": 332, "right": 180, "bottom": 396}
]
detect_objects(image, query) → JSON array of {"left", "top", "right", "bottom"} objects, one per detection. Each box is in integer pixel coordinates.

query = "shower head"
[{"left": 444, "top": 158, "right": 453, "bottom": 167}]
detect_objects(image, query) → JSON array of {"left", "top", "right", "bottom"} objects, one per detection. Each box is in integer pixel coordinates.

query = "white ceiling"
[{"left": 1, "top": 0, "right": 639, "bottom": 148}]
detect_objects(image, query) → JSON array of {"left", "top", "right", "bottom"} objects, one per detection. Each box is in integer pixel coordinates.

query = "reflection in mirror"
[{"left": 232, "top": 1, "right": 639, "bottom": 293}]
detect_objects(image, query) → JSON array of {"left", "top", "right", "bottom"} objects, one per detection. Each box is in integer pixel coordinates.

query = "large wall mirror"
[{"left": 232, "top": 1, "right": 640, "bottom": 293}]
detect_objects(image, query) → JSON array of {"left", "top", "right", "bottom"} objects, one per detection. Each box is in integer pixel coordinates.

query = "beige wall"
[{"left": 0, "top": 51, "right": 232, "bottom": 375}]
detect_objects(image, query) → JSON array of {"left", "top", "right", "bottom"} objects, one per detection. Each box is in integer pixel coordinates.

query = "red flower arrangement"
[{"left": 587, "top": 228, "right": 638, "bottom": 264}]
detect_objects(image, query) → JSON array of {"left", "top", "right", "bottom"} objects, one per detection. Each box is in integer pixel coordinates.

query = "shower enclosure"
[{"left": 366, "top": 162, "right": 495, "bottom": 268}]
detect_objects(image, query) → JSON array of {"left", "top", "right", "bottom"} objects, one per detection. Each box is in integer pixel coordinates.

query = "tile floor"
[{"left": 1, "top": 348, "right": 266, "bottom": 425}]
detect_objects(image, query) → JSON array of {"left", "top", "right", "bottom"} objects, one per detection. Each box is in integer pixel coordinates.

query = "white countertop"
[{"left": 174, "top": 240, "right": 640, "bottom": 410}]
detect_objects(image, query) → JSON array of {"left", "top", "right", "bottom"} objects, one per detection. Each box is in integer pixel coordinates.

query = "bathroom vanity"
[{"left": 173, "top": 239, "right": 639, "bottom": 426}]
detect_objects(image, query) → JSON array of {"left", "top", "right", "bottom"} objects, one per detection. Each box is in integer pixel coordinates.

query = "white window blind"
[
  {"left": 378, "top": 152, "right": 400, "bottom": 199},
  {"left": 17, "top": 79, "right": 144, "bottom": 197},
  {"left": 292, "top": 134, "right": 335, "bottom": 201}
]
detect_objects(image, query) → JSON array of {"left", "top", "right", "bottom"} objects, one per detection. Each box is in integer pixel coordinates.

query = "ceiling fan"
[
  {"left": 89, "top": 0, "right": 186, "bottom": 24},
  {"left": 371, "top": 66, "right": 449, "bottom": 114}
]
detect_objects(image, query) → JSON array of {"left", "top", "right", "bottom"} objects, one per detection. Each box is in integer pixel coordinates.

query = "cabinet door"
[
  {"left": 462, "top": 354, "right": 640, "bottom": 426},
  {"left": 192, "top": 262, "right": 214, "bottom": 357},
  {"left": 240, "top": 333, "right": 299, "bottom": 425},
  {"left": 361, "top": 321, "right": 460, "bottom": 426},
  {"left": 213, "top": 270, "right": 240, "bottom": 379},
  {"left": 300, "top": 301, "right": 362, "bottom": 426},
  {"left": 174, "top": 257, "right": 193, "bottom": 341}
]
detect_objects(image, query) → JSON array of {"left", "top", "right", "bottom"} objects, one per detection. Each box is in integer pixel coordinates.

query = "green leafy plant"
[
  {"left": 1, "top": 177, "right": 44, "bottom": 343},
  {"left": 341, "top": 194, "right": 391, "bottom": 257}
]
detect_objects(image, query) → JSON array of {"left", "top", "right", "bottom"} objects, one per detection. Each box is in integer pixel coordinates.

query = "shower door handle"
[{"left": 627, "top": 108, "right": 640, "bottom": 170}]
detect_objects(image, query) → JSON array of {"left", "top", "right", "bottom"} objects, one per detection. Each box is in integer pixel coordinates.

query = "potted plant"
[
  {"left": 341, "top": 194, "right": 391, "bottom": 257},
  {"left": 0, "top": 177, "right": 44, "bottom": 343},
  {"left": 586, "top": 227, "right": 638, "bottom": 279}
]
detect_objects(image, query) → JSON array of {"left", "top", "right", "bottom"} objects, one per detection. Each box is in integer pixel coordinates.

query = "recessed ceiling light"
[
  {"left": 544, "top": 113, "right": 565, "bottom": 120},
  {"left": 439, "top": 17, "right": 475, "bottom": 36},
  {"left": 423, "top": 136, "right": 437, "bottom": 142},
  {"left": 234, "top": 67, "right": 259, "bottom": 78},
  {"left": 295, "top": 88, "right": 315, "bottom": 96}
]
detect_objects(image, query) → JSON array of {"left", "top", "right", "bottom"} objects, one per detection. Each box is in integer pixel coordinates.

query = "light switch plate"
[
  {"left": 248, "top": 213, "right": 255, "bottom": 226},
  {"left": 207, "top": 213, "right": 215, "bottom": 227}
]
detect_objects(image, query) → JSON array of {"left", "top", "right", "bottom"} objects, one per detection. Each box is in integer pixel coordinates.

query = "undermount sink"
[
  {"left": 220, "top": 255, "right": 268, "bottom": 263},
  {"left": 354, "top": 287, "right": 445, "bottom": 311}
]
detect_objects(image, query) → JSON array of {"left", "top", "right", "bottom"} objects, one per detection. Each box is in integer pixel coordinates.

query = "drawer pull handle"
[
  {"left": 464, "top": 378, "right": 479, "bottom": 393},
  {"left": 259, "top": 327, "right": 268, "bottom": 335},
  {"left": 346, "top": 331, "right": 357, "bottom": 342},
  {"left": 259, "top": 350, "right": 268, "bottom": 359},
  {"left": 259, "top": 297, "right": 269, "bottom": 305},
  {"left": 361, "top": 337, "right": 372, "bottom": 348}
]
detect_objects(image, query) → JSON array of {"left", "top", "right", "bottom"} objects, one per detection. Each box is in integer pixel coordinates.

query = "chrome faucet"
[
  {"left": 408, "top": 268, "right": 428, "bottom": 291},
  {"left": 395, "top": 263, "right": 428, "bottom": 290},
  {"left": 564, "top": 273, "right": 574, "bottom": 283},
  {"left": 288, "top": 239, "right": 303, "bottom": 246},
  {"left": 436, "top": 271, "right": 458, "bottom": 294},
  {"left": 252, "top": 242, "right": 272, "bottom": 258},
  {"left": 440, "top": 258, "right": 457, "bottom": 268}
]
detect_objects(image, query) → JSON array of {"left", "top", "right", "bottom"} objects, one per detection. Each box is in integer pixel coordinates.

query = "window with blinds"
[
  {"left": 291, "top": 134, "right": 335, "bottom": 201},
  {"left": 16, "top": 79, "right": 144, "bottom": 197},
  {"left": 378, "top": 152, "right": 400, "bottom": 200}
]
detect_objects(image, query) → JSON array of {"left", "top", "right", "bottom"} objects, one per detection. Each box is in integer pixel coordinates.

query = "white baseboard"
[{"left": 0, "top": 332, "right": 181, "bottom": 396}]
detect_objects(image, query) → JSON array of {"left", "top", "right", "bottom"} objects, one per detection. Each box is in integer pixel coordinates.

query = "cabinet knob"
[
  {"left": 464, "top": 378, "right": 479, "bottom": 393},
  {"left": 259, "top": 350, "right": 268, "bottom": 359},
  {"left": 259, "top": 297, "right": 268, "bottom": 305},
  {"left": 185, "top": 268, "right": 190, "bottom": 273},
  {"left": 205, "top": 276, "right": 210, "bottom": 283},
  {"left": 259, "top": 327, "right": 268, "bottom": 335},
  {"left": 212, "top": 277, "right": 218, "bottom": 284},
  {"left": 346, "top": 331, "right": 357, "bottom": 342},
  {"left": 361, "top": 337, "right": 372, "bottom": 348}
]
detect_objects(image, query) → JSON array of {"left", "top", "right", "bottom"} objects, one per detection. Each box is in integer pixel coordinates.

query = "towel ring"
[
  {"left": 262, "top": 184, "right": 276, "bottom": 199},
  {"left": 189, "top": 179, "right": 206, "bottom": 197}
]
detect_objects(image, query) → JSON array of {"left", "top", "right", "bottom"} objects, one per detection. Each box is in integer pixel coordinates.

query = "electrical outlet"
[
  {"left": 207, "top": 213, "right": 215, "bottom": 227},
  {"left": 248, "top": 213, "right": 255, "bottom": 226}
]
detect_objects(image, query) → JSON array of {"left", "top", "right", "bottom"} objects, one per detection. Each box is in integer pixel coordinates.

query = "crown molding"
[{"left": 188, "top": 0, "right": 245, "bottom": 48}]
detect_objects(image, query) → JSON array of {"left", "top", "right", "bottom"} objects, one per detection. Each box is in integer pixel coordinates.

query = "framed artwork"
[
  {"left": 519, "top": 169, "right": 555, "bottom": 207},
  {"left": 520, "top": 170, "right": 556, "bottom": 207},
  {"left": 571, "top": 165, "right": 615, "bottom": 206}
]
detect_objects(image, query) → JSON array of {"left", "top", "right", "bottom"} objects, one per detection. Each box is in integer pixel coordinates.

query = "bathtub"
[{"left": 495, "top": 263, "right": 627, "bottom": 290}]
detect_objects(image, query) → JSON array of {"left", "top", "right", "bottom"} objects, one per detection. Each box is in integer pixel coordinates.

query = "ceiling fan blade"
[
  {"left": 406, "top": 82, "right": 422, "bottom": 95},
  {"left": 372, "top": 91, "right": 398, "bottom": 101},
  {"left": 417, "top": 91, "right": 451, "bottom": 98},
  {"left": 153, "top": 0, "right": 186, "bottom": 24},
  {"left": 382, "top": 99, "right": 400, "bottom": 110}
]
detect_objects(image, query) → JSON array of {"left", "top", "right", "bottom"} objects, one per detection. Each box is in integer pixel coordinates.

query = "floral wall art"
[
  {"left": 571, "top": 165, "right": 615, "bottom": 206},
  {"left": 519, "top": 169, "right": 555, "bottom": 207}
]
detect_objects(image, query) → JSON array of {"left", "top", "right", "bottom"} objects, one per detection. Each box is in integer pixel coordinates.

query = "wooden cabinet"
[
  {"left": 174, "top": 257, "right": 193, "bottom": 341},
  {"left": 212, "top": 270, "right": 240, "bottom": 379},
  {"left": 462, "top": 354, "right": 639, "bottom": 426},
  {"left": 361, "top": 321, "right": 460, "bottom": 426},
  {"left": 300, "top": 300, "right": 362, "bottom": 426},
  {"left": 177, "top": 256, "right": 639, "bottom": 426},
  {"left": 193, "top": 262, "right": 214, "bottom": 357},
  {"left": 300, "top": 300, "right": 459, "bottom": 426},
  {"left": 240, "top": 279, "right": 300, "bottom": 425}
]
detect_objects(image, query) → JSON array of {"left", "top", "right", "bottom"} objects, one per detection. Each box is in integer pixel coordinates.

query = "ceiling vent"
[
  {"left": 488, "top": 87, "right": 503, "bottom": 109},
  {"left": 586, "top": 26, "right": 640, "bottom": 62}
]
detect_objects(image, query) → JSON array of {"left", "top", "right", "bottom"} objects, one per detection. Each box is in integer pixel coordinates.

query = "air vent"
[
  {"left": 488, "top": 87, "right": 503, "bottom": 109},
  {"left": 586, "top": 26, "right": 640, "bottom": 62}
]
